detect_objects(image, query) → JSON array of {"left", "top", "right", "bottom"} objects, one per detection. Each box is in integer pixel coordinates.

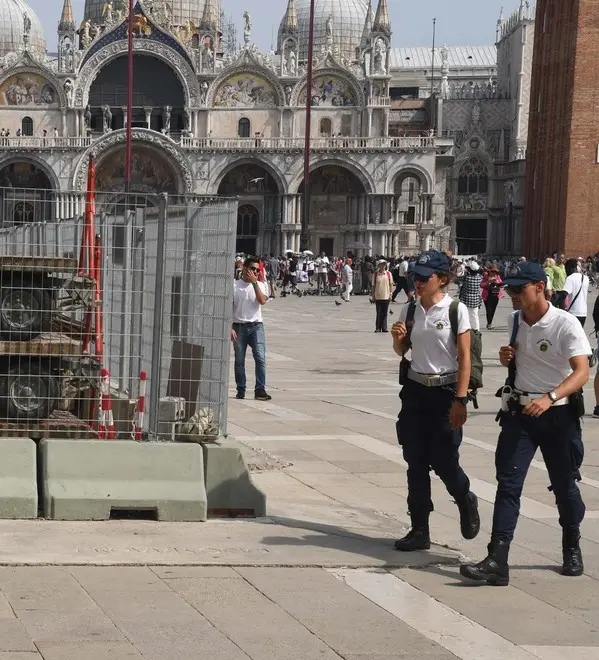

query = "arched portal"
[
  {"left": 394, "top": 173, "right": 425, "bottom": 225},
  {"left": 95, "top": 145, "right": 181, "bottom": 197},
  {"left": 0, "top": 161, "right": 54, "bottom": 226},
  {"left": 217, "top": 164, "right": 281, "bottom": 255},
  {"left": 89, "top": 55, "right": 185, "bottom": 133},
  {"left": 299, "top": 165, "right": 367, "bottom": 256}
]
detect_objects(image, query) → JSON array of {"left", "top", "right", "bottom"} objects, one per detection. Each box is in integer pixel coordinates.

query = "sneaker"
[
  {"left": 255, "top": 391, "right": 272, "bottom": 401},
  {"left": 593, "top": 405, "right": 599, "bottom": 418},
  {"left": 236, "top": 390, "right": 245, "bottom": 400}
]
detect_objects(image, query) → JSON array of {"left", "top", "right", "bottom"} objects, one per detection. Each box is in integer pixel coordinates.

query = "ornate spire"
[
  {"left": 200, "top": 0, "right": 219, "bottom": 32},
  {"left": 58, "top": 0, "right": 75, "bottom": 32},
  {"left": 361, "top": 1, "right": 373, "bottom": 47},
  {"left": 373, "top": 0, "right": 391, "bottom": 35},
  {"left": 282, "top": 0, "right": 298, "bottom": 34}
]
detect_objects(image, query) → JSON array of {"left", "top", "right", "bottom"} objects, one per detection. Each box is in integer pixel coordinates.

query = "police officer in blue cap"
[
  {"left": 391, "top": 250, "right": 480, "bottom": 551},
  {"left": 461, "top": 262, "right": 591, "bottom": 586}
]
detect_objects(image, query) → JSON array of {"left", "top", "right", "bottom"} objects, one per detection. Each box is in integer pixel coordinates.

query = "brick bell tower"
[{"left": 523, "top": 0, "right": 599, "bottom": 258}]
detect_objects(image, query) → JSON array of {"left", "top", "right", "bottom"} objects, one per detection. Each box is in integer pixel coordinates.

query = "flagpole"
[
  {"left": 125, "top": 0, "right": 134, "bottom": 191},
  {"left": 301, "top": 0, "right": 316, "bottom": 252},
  {"left": 430, "top": 17, "right": 436, "bottom": 133}
]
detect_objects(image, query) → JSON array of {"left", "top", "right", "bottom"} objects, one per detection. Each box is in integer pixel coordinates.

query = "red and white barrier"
[
  {"left": 98, "top": 368, "right": 115, "bottom": 440},
  {"left": 134, "top": 371, "right": 147, "bottom": 441}
]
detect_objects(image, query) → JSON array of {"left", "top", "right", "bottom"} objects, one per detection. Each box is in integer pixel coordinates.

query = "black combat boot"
[
  {"left": 562, "top": 528, "right": 584, "bottom": 577},
  {"left": 456, "top": 491, "right": 480, "bottom": 540},
  {"left": 460, "top": 538, "right": 510, "bottom": 586},
  {"left": 394, "top": 515, "right": 430, "bottom": 552}
]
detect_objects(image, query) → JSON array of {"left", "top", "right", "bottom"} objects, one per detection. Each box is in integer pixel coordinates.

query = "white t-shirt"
[
  {"left": 508, "top": 304, "right": 591, "bottom": 394},
  {"left": 342, "top": 264, "right": 353, "bottom": 284},
  {"left": 316, "top": 257, "right": 329, "bottom": 274},
  {"left": 398, "top": 260, "right": 409, "bottom": 277},
  {"left": 564, "top": 272, "right": 589, "bottom": 317},
  {"left": 399, "top": 294, "right": 470, "bottom": 375},
  {"left": 233, "top": 280, "right": 268, "bottom": 323}
]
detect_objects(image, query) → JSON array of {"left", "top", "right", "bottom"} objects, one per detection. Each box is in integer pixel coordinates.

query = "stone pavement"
[{"left": 1, "top": 289, "right": 599, "bottom": 658}]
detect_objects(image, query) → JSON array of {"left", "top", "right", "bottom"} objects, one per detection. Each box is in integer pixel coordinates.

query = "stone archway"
[
  {"left": 0, "top": 160, "right": 55, "bottom": 226},
  {"left": 217, "top": 163, "right": 282, "bottom": 255},
  {"left": 298, "top": 164, "right": 368, "bottom": 255}
]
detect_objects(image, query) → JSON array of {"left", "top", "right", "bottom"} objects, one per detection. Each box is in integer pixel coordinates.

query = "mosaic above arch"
[
  {"left": 298, "top": 74, "right": 358, "bottom": 107},
  {"left": 213, "top": 73, "right": 278, "bottom": 108},
  {"left": 0, "top": 73, "right": 57, "bottom": 106}
]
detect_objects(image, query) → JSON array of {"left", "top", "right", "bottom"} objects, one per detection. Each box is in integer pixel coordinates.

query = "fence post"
[
  {"left": 148, "top": 193, "right": 168, "bottom": 439},
  {"left": 119, "top": 209, "right": 133, "bottom": 392}
]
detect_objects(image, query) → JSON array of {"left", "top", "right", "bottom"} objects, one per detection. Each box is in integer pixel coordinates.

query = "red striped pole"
[{"left": 134, "top": 371, "right": 147, "bottom": 441}]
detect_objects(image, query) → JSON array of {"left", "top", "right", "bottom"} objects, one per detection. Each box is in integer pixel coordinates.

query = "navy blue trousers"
[
  {"left": 396, "top": 379, "right": 470, "bottom": 523},
  {"left": 492, "top": 407, "right": 586, "bottom": 541}
]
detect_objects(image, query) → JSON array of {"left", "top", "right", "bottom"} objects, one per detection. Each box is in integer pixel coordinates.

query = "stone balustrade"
[
  {"left": 0, "top": 137, "right": 93, "bottom": 150},
  {"left": 180, "top": 136, "right": 448, "bottom": 152}
]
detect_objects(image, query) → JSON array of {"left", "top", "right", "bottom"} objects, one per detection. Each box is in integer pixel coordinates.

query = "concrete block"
[
  {"left": 202, "top": 439, "right": 266, "bottom": 517},
  {"left": 40, "top": 440, "right": 207, "bottom": 521},
  {"left": 0, "top": 438, "right": 37, "bottom": 519}
]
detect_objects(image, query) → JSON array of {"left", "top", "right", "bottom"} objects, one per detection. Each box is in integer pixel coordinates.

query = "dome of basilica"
[
  {"left": 0, "top": 0, "right": 46, "bottom": 58},
  {"left": 279, "top": 0, "right": 368, "bottom": 62},
  {"left": 84, "top": 0, "right": 220, "bottom": 28}
]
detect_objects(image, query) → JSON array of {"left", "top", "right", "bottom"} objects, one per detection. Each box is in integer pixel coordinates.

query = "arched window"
[
  {"left": 319, "top": 118, "right": 332, "bottom": 136},
  {"left": 21, "top": 117, "right": 33, "bottom": 136},
  {"left": 237, "top": 205, "right": 259, "bottom": 237},
  {"left": 238, "top": 117, "right": 251, "bottom": 138},
  {"left": 457, "top": 157, "right": 488, "bottom": 194}
]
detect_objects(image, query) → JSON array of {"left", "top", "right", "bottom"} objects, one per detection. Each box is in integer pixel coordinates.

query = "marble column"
[
  {"left": 368, "top": 231, "right": 373, "bottom": 254},
  {"left": 144, "top": 107, "right": 152, "bottom": 130},
  {"left": 122, "top": 107, "right": 128, "bottom": 131},
  {"left": 383, "top": 109, "right": 390, "bottom": 137},
  {"left": 367, "top": 109, "right": 373, "bottom": 138}
]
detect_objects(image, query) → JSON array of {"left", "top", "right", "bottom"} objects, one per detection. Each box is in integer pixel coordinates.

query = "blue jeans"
[{"left": 233, "top": 322, "right": 267, "bottom": 393}]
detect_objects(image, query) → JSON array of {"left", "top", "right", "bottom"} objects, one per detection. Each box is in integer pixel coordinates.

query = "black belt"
[{"left": 233, "top": 321, "right": 262, "bottom": 327}]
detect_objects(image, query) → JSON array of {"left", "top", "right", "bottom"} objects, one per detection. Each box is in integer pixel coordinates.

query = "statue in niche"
[
  {"left": 60, "top": 40, "right": 74, "bottom": 71},
  {"left": 284, "top": 85, "right": 293, "bottom": 105},
  {"left": 162, "top": 105, "right": 172, "bottom": 133},
  {"left": 203, "top": 40, "right": 214, "bottom": 71},
  {"left": 326, "top": 14, "right": 333, "bottom": 38},
  {"left": 63, "top": 79, "right": 74, "bottom": 106},
  {"left": 84, "top": 104, "right": 92, "bottom": 129},
  {"left": 79, "top": 20, "right": 91, "bottom": 49},
  {"left": 102, "top": 2, "right": 113, "bottom": 24},
  {"left": 287, "top": 48, "right": 297, "bottom": 76},
  {"left": 362, "top": 49, "right": 371, "bottom": 76},
  {"left": 23, "top": 12, "right": 31, "bottom": 36},
  {"left": 373, "top": 38, "right": 387, "bottom": 74},
  {"left": 200, "top": 81, "right": 209, "bottom": 104},
  {"left": 102, "top": 104, "right": 112, "bottom": 133},
  {"left": 282, "top": 56, "right": 288, "bottom": 76},
  {"left": 243, "top": 11, "right": 252, "bottom": 45}
]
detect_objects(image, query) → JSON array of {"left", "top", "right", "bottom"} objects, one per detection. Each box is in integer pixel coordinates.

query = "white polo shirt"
[
  {"left": 508, "top": 304, "right": 591, "bottom": 393},
  {"left": 398, "top": 260, "right": 409, "bottom": 277},
  {"left": 233, "top": 280, "right": 268, "bottom": 323},
  {"left": 399, "top": 295, "right": 470, "bottom": 375},
  {"left": 564, "top": 272, "right": 589, "bottom": 318}
]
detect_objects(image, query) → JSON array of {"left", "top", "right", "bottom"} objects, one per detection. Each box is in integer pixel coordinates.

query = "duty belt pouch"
[{"left": 569, "top": 389, "right": 585, "bottom": 419}]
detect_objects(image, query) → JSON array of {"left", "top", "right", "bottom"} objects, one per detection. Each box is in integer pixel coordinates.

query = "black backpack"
[{"left": 405, "top": 299, "right": 483, "bottom": 405}]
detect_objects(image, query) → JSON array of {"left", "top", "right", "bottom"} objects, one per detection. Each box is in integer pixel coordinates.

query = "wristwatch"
[
  {"left": 548, "top": 391, "right": 559, "bottom": 405},
  {"left": 455, "top": 396, "right": 469, "bottom": 406}
]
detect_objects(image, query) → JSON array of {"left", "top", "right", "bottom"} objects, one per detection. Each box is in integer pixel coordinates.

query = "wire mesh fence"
[{"left": 0, "top": 188, "right": 237, "bottom": 441}]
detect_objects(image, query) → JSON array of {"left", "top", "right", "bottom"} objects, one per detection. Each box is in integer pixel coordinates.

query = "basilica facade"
[{"left": 0, "top": 0, "right": 533, "bottom": 256}]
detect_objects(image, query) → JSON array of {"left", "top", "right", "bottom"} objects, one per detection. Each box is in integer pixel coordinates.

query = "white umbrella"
[{"left": 302, "top": 250, "right": 314, "bottom": 256}]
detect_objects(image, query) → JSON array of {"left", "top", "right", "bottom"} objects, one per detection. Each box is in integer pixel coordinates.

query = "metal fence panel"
[{"left": 0, "top": 187, "right": 237, "bottom": 441}]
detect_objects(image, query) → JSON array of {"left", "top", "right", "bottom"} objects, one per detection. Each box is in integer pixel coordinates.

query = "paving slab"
[
  {"left": 0, "top": 619, "right": 36, "bottom": 652},
  {"left": 34, "top": 642, "right": 142, "bottom": 660}
]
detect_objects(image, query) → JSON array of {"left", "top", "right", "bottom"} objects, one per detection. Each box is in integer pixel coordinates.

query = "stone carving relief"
[
  {"left": 0, "top": 73, "right": 56, "bottom": 106},
  {"left": 373, "top": 160, "right": 388, "bottom": 182},
  {"left": 213, "top": 73, "right": 278, "bottom": 108},
  {"left": 455, "top": 193, "right": 487, "bottom": 211},
  {"left": 96, "top": 145, "right": 177, "bottom": 193},
  {"left": 298, "top": 74, "right": 357, "bottom": 107}
]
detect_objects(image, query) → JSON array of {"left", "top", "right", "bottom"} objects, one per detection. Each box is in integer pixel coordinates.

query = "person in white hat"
[{"left": 459, "top": 261, "right": 483, "bottom": 331}]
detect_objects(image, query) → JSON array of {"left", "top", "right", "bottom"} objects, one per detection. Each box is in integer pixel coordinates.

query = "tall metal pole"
[
  {"left": 125, "top": 0, "right": 134, "bottom": 190},
  {"left": 430, "top": 18, "right": 437, "bottom": 135},
  {"left": 301, "top": 0, "right": 316, "bottom": 252}
]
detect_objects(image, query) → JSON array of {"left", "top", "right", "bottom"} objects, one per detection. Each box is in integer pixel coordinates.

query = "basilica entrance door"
[{"left": 319, "top": 238, "right": 334, "bottom": 256}]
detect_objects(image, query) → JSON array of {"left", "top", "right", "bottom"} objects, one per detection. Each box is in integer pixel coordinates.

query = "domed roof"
[
  {"left": 279, "top": 0, "right": 368, "bottom": 62},
  {"left": 0, "top": 0, "right": 46, "bottom": 57},
  {"left": 84, "top": 1, "right": 218, "bottom": 28}
]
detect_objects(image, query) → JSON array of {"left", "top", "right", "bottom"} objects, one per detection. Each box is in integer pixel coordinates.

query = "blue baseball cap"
[
  {"left": 414, "top": 250, "right": 451, "bottom": 277},
  {"left": 503, "top": 262, "right": 548, "bottom": 287}
]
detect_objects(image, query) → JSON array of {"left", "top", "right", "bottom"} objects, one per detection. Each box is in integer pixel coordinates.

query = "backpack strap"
[
  {"left": 405, "top": 301, "right": 417, "bottom": 348},
  {"left": 449, "top": 299, "right": 460, "bottom": 342},
  {"left": 508, "top": 311, "right": 520, "bottom": 387}
]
